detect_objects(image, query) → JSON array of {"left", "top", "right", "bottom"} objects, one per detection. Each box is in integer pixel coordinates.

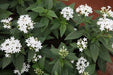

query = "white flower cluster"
[
  {"left": 25, "top": 37, "right": 42, "bottom": 52},
  {"left": 76, "top": 4, "right": 93, "bottom": 16},
  {"left": 77, "top": 38, "right": 88, "bottom": 52},
  {"left": 97, "top": 17, "right": 113, "bottom": 31},
  {"left": 1, "top": 17, "right": 13, "bottom": 29},
  {"left": 17, "top": 15, "right": 34, "bottom": 33},
  {"left": 59, "top": 46, "right": 69, "bottom": 58},
  {"left": 76, "top": 57, "right": 89, "bottom": 74},
  {"left": 0, "top": 37, "right": 22, "bottom": 57},
  {"left": 33, "top": 54, "right": 42, "bottom": 62},
  {"left": 100, "top": 6, "right": 113, "bottom": 18},
  {"left": 14, "top": 63, "right": 30, "bottom": 75},
  {"left": 61, "top": 7, "right": 74, "bottom": 20}
]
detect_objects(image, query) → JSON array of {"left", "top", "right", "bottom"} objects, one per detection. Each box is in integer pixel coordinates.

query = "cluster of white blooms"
[
  {"left": 76, "top": 57, "right": 89, "bottom": 74},
  {"left": 76, "top": 4, "right": 93, "bottom": 16},
  {"left": 25, "top": 37, "right": 42, "bottom": 52},
  {"left": 1, "top": 17, "right": 13, "bottom": 29},
  {"left": 59, "top": 46, "right": 69, "bottom": 58},
  {"left": 34, "top": 68, "right": 44, "bottom": 75},
  {"left": 77, "top": 38, "right": 88, "bottom": 52},
  {"left": 0, "top": 37, "right": 22, "bottom": 57},
  {"left": 100, "top": 6, "right": 113, "bottom": 18},
  {"left": 14, "top": 63, "right": 30, "bottom": 75},
  {"left": 97, "top": 17, "right": 113, "bottom": 31},
  {"left": 33, "top": 54, "right": 42, "bottom": 62},
  {"left": 61, "top": 7, "right": 74, "bottom": 20},
  {"left": 17, "top": 15, "right": 34, "bottom": 33}
]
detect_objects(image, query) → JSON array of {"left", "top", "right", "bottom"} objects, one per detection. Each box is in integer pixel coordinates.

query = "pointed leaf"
[{"left": 65, "top": 30, "right": 84, "bottom": 40}]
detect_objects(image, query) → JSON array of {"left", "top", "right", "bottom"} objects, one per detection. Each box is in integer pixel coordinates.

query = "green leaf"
[
  {"left": 28, "top": 50, "right": 35, "bottom": 62},
  {"left": 52, "top": 59, "right": 61, "bottom": 75},
  {"left": 47, "top": 10, "right": 57, "bottom": 18},
  {"left": 64, "top": 60, "right": 73, "bottom": 68},
  {"left": 38, "top": 57, "right": 45, "bottom": 69},
  {"left": 16, "top": 6, "right": 27, "bottom": 15},
  {"left": 90, "top": 43, "right": 99, "bottom": 62},
  {"left": 13, "top": 54, "right": 24, "bottom": 71},
  {"left": 98, "top": 58, "right": 106, "bottom": 72},
  {"left": 69, "top": 3, "right": 75, "bottom": 9},
  {"left": 46, "top": 0, "right": 53, "bottom": 9},
  {"left": 55, "top": 71, "right": 58, "bottom": 75},
  {"left": 99, "top": 45, "right": 112, "bottom": 63},
  {"left": 99, "top": 38, "right": 113, "bottom": 53},
  {"left": 67, "top": 53, "right": 78, "bottom": 60},
  {"left": 0, "top": 3, "right": 9, "bottom": 9},
  {"left": 85, "top": 64, "right": 95, "bottom": 74},
  {"left": 17, "top": 0, "right": 24, "bottom": 6},
  {"left": 40, "top": 17, "right": 49, "bottom": 27},
  {"left": 32, "top": 7, "right": 45, "bottom": 14},
  {"left": 50, "top": 48, "right": 59, "bottom": 56},
  {"left": 60, "top": 24, "right": 66, "bottom": 37},
  {"left": 84, "top": 50, "right": 92, "bottom": 58},
  {"left": 65, "top": 30, "right": 84, "bottom": 40},
  {"left": 0, "top": 9, "right": 12, "bottom": 19},
  {"left": 2, "top": 57, "right": 12, "bottom": 69}
]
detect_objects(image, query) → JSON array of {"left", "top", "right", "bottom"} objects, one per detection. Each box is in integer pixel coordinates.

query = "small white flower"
[
  {"left": 25, "top": 36, "right": 42, "bottom": 52},
  {"left": 61, "top": 7, "right": 74, "bottom": 20},
  {"left": 76, "top": 4, "right": 93, "bottom": 16},
  {"left": 76, "top": 57, "right": 89, "bottom": 74},
  {"left": 14, "top": 63, "right": 30, "bottom": 75},
  {"left": 100, "top": 6, "right": 113, "bottom": 18},
  {"left": 74, "top": 28, "right": 77, "bottom": 31},
  {"left": 0, "top": 37, "right": 22, "bottom": 57},
  {"left": 1, "top": 17, "right": 13, "bottom": 29},
  {"left": 97, "top": 17, "right": 113, "bottom": 31},
  {"left": 17, "top": 15, "right": 34, "bottom": 33},
  {"left": 33, "top": 54, "right": 42, "bottom": 62},
  {"left": 71, "top": 60, "right": 74, "bottom": 63},
  {"left": 5, "top": 54, "right": 11, "bottom": 58},
  {"left": 38, "top": 55, "right": 42, "bottom": 59},
  {"left": 77, "top": 38, "right": 88, "bottom": 52}
]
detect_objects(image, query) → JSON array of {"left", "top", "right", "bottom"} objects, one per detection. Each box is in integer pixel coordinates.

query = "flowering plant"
[{"left": 0, "top": 0, "right": 113, "bottom": 75}]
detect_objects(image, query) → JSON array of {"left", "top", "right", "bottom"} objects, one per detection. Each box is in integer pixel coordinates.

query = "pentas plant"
[{"left": 0, "top": 0, "right": 113, "bottom": 75}]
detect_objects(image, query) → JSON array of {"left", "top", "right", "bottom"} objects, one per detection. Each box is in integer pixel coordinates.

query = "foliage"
[{"left": 0, "top": 0, "right": 113, "bottom": 75}]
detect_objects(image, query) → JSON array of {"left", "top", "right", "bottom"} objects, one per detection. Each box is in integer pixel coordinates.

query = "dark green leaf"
[
  {"left": 13, "top": 54, "right": 24, "bottom": 71},
  {"left": 60, "top": 24, "right": 66, "bottom": 37},
  {"left": 99, "top": 45, "right": 112, "bottom": 63},
  {"left": 32, "top": 7, "right": 45, "bottom": 14},
  {"left": 65, "top": 30, "right": 84, "bottom": 40},
  {"left": 98, "top": 58, "right": 106, "bottom": 72},
  {"left": 0, "top": 9, "right": 12, "bottom": 19},
  {"left": 85, "top": 64, "right": 95, "bottom": 74},
  {"left": 28, "top": 50, "right": 35, "bottom": 62},
  {"left": 0, "top": 3, "right": 9, "bottom": 9},
  {"left": 38, "top": 57, "right": 45, "bottom": 69},
  {"left": 67, "top": 53, "right": 78, "bottom": 60},
  {"left": 69, "top": 3, "right": 75, "bottom": 9},
  {"left": 47, "top": 10, "right": 57, "bottom": 18},
  {"left": 90, "top": 43, "right": 99, "bottom": 62},
  {"left": 46, "top": 0, "right": 53, "bottom": 9},
  {"left": 52, "top": 59, "right": 61, "bottom": 75},
  {"left": 2, "top": 57, "right": 12, "bottom": 69}
]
